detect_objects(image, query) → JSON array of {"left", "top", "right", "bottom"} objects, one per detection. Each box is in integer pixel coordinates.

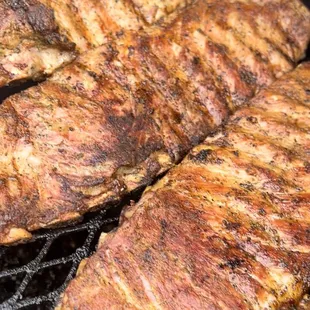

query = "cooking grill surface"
[
  {"left": 0, "top": 4, "right": 310, "bottom": 307},
  {"left": 0, "top": 206, "right": 121, "bottom": 309}
]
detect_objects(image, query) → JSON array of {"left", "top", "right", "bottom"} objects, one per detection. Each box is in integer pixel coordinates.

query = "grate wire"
[
  {"left": 0, "top": 5, "right": 309, "bottom": 307},
  {"left": 0, "top": 207, "right": 121, "bottom": 310}
]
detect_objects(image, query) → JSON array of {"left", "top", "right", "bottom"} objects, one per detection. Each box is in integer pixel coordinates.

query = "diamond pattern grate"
[
  {"left": 0, "top": 5, "right": 309, "bottom": 307},
  {"left": 0, "top": 206, "right": 121, "bottom": 310}
]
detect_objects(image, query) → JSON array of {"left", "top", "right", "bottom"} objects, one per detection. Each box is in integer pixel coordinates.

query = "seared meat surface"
[
  {"left": 41, "top": 0, "right": 310, "bottom": 61},
  {"left": 38, "top": 0, "right": 196, "bottom": 51},
  {"left": 58, "top": 63, "right": 310, "bottom": 310},
  {"left": 0, "top": 0, "right": 195, "bottom": 86},
  {"left": 1, "top": 0, "right": 310, "bottom": 86},
  {"left": 0, "top": 0, "right": 76, "bottom": 87},
  {"left": 298, "top": 295, "right": 310, "bottom": 310},
  {"left": 0, "top": 0, "right": 309, "bottom": 245}
]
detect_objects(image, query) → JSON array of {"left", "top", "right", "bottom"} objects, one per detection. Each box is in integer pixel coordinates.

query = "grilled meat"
[
  {"left": 0, "top": 0, "right": 195, "bottom": 87},
  {"left": 42, "top": 0, "right": 310, "bottom": 64},
  {"left": 38, "top": 0, "right": 196, "bottom": 51},
  {"left": 0, "top": 0, "right": 76, "bottom": 87},
  {"left": 0, "top": 0, "right": 309, "bottom": 245},
  {"left": 298, "top": 295, "right": 310, "bottom": 310},
  {"left": 1, "top": 0, "right": 310, "bottom": 87},
  {"left": 58, "top": 63, "right": 310, "bottom": 310}
]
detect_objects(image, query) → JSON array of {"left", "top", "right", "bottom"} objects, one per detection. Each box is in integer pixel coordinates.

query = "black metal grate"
[
  {"left": 0, "top": 206, "right": 121, "bottom": 310},
  {"left": 0, "top": 4, "right": 309, "bottom": 307}
]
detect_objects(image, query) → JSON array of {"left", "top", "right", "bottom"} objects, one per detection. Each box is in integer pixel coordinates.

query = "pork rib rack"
[
  {"left": 0, "top": 0, "right": 309, "bottom": 244},
  {"left": 59, "top": 62, "right": 310, "bottom": 310}
]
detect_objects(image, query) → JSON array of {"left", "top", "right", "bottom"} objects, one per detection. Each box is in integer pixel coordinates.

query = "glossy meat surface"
[
  {"left": 39, "top": 0, "right": 195, "bottom": 51},
  {"left": 0, "top": 0, "right": 76, "bottom": 87},
  {"left": 59, "top": 63, "right": 310, "bottom": 310},
  {"left": 41, "top": 0, "right": 310, "bottom": 57},
  {"left": 1, "top": 0, "right": 309, "bottom": 86},
  {"left": 0, "top": 0, "right": 309, "bottom": 244},
  {"left": 0, "top": 0, "right": 194, "bottom": 85},
  {"left": 297, "top": 295, "right": 310, "bottom": 310}
]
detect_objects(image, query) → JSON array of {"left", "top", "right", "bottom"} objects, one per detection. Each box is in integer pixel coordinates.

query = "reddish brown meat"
[
  {"left": 297, "top": 295, "right": 310, "bottom": 310},
  {"left": 0, "top": 0, "right": 76, "bottom": 87},
  {"left": 0, "top": 0, "right": 309, "bottom": 244},
  {"left": 0, "top": 0, "right": 195, "bottom": 86},
  {"left": 38, "top": 0, "right": 196, "bottom": 51},
  {"left": 2, "top": 0, "right": 310, "bottom": 87},
  {"left": 58, "top": 63, "right": 310, "bottom": 310}
]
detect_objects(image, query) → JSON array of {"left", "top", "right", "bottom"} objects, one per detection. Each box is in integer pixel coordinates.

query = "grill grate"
[
  {"left": 0, "top": 206, "right": 121, "bottom": 310},
  {"left": 0, "top": 7, "right": 309, "bottom": 307}
]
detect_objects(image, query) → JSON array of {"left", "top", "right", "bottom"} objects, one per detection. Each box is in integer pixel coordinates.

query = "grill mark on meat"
[
  {"left": 40, "top": 0, "right": 195, "bottom": 53},
  {"left": 185, "top": 45, "right": 235, "bottom": 112},
  {"left": 191, "top": 30, "right": 253, "bottom": 107},
  {"left": 232, "top": 111, "right": 310, "bottom": 154},
  {"left": 61, "top": 48, "right": 184, "bottom": 159},
  {"left": 200, "top": 23, "right": 257, "bottom": 86},
  {"left": 76, "top": 45, "right": 193, "bottom": 161},
  {"left": 266, "top": 88, "right": 310, "bottom": 110},
  {"left": 129, "top": 44, "right": 215, "bottom": 142},
  {"left": 153, "top": 51, "right": 217, "bottom": 126},
  {"left": 67, "top": 1, "right": 95, "bottom": 46},
  {"left": 135, "top": 196, "right": 252, "bottom": 308},
  {"left": 171, "top": 4, "right": 252, "bottom": 108},
  {"left": 149, "top": 37, "right": 229, "bottom": 127},
  {"left": 243, "top": 106, "right": 310, "bottom": 133},
  {"left": 0, "top": 0, "right": 309, "bottom": 245},
  {"left": 194, "top": 185, "right": 285, "bottom": 243},
  {"left": 188, "top": 148, "right": 302, "bottom": 196},
  {"left": 164, "top": 184, "right": 279, "bottom": 247},
  {"left": 68, "top": 0, "right": 110, "bottom": 47},
  {"left": 144, "top": 194, "right": 278, "bottom": 307},
  {"left": 254, "top": 90, "right": 310, "bottom": 113},
  {"left": 86, "top": 0, "right": 108, "bottom": 32},
  {"left": 113, "top": 40, "right": 198, "bottom": 148},
  {"left": 2, "top": 0, "right": 309, "bottom": 88},
  {"left": 59, "top": 63, "right": 310, "bottom": 310},
  {"left": 123, "top": 0, "right": 149, "bottom": 25},
  {"left": 213, "top": 130, "right": 307, "bottom": 175},
  {"left": 248, "top": 103, "right": 310, "bottom": 132},
  {"left": 46, "top": 0, "right": 92, "bottom": 50},
  {"left": 224, "top": 6, "right": 293, "bottom": 72},
  {"left": 231, "top": 123, "right": 310, "bottom": 163},
  {"left": 196, "top": 11, "right": 272, "bottom": 88},
  {"left": 6, "top": 0, "right": 74, "bottom": 48},
  {"left": 271, "top": 0, "right": 310, "bottom": 53},
  {"left": 253, "top": 6, "right": 297, "bottom": 61},
  {"left": 0, "top": 0, "right": 76, "bottom": 87},
  {"left": 263, "top": 37, "right": 295, "bottom": 68}
]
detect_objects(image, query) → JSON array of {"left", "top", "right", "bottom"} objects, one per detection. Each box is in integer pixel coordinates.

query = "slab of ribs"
[
  {"left": 1, "top": 0, "right": 309, "bottom": 84},
  {"left": 0, "top": 0, "right": 196, "bottom": 86},
  {"left": 58, "top": 62, "right": 310, "bottom": 310},
  {"left": 0, "top": 0, "right": 309, "bottom": 245},
  {"left": 0, "top": 0, "right": 310, "bottom": 309}
]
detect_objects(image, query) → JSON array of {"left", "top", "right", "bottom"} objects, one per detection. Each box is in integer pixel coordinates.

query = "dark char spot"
[
  {"left": 246, "top": 116, "right": 258, "bottom": 124},
  {"left": 226, "top": 258, "right": 244, "bottom": 270},
  {"left": 189, "top": 149, "right": 213, "bottom": 162},
  {"left": 223, "top": 220, "right": 241, "bottom": 230},
  {"left": 240, "top": 182, "right": 255, "bottom": 192}
]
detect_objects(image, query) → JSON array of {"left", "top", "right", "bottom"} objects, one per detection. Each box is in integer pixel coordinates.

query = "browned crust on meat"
[
  {"left": 0, "top": 0, "right": 76, "bottom": 87},
  {"left": 1, "top": 0, "right": 309, "bottom": 86},
  {"left": 0, "top": 0, "right": 309, "bottom": 245},
  {"left": 58, "top": 62, "right": 310, "bottom": 310},
  {"left": 297, "top": 294, "right": 310, "bottom": 310},
  {"left": 6, "top": 0, "right": 74, "bottom": 48}
]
